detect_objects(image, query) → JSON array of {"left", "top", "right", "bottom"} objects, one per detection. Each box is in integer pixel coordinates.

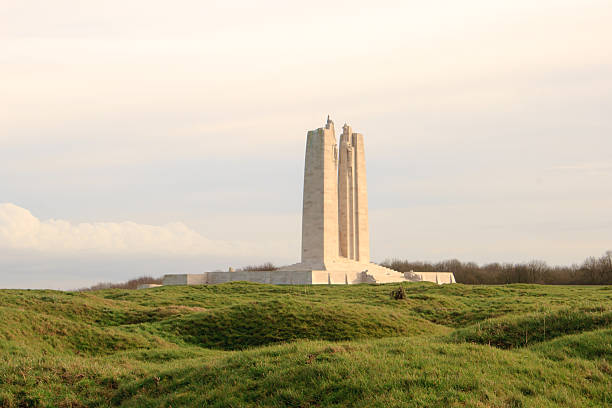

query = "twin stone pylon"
[
  {"left": 281, "top": 116, "right": 403, "bottom": 282},
  {"left": 300, "top": 116, "right": 370, "bottom": 267}
]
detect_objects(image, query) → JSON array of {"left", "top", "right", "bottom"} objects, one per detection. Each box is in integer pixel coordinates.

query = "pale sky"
[{"left": 1, "top": 0, "right": 611, "bottom": 289}]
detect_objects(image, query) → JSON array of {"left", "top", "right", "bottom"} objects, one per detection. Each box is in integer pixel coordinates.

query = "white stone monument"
[{"left": 163, "top": 117, "right": 456, "bottom": 285}]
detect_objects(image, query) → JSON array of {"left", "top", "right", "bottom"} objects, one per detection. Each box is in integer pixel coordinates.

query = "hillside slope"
[{"left": 0, "top": 283, "right": 611, "bottom": 407}]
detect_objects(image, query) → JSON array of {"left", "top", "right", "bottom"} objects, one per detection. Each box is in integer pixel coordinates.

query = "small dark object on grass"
[{"left": 391, "top": 286, "right": 407, "bottom": 300}]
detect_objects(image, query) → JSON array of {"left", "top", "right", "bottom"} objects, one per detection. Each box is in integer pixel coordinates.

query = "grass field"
[{"left": 0, "top": 282, "right": 611, "bottom": 407}]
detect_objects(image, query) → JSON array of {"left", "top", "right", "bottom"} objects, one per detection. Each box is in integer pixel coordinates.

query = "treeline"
[
  {"left": 381, "top": 252, "right": 612, "bottom": 285},
  {"left": 77, "top": 253, "right": 612, "bottom": 290},
  {"left": 240, "top": 262, "right": 279, "bottom": 271},
  {"left": 78, "top": 276, "right": 162, "bottom": 291}
]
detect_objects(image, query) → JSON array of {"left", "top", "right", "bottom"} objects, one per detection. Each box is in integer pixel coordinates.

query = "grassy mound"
[
  {"left": 0, "top": 290, "right": 205, "bottom": 327},
  {"left": 97, "top": 339, "right": 612, "bottom": 407},
  {"left": 0, "top": 307, "right": 169, "bottom": 356},
  {"left": 145, "top": 299, "right": 448, "bottom": 350},
  {"left": 449, "top": 306, "right": 612, "bottom": 348},
  {"left": 529, "top": 328, "right": 612, "bottom": 361}
]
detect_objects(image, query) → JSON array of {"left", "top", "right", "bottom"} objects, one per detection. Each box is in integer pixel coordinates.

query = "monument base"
[{"left": 162, "top": 259, "right": 455, "bottom": 286}]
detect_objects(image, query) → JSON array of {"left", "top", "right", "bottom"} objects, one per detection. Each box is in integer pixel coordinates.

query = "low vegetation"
[{"left": 1, "top": 283, "right": 611, "bottom": 407}]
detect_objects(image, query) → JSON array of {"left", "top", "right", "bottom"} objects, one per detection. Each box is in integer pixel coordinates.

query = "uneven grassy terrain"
[{"left": 0, "top": 283, "right": 611, "bottom": 407}]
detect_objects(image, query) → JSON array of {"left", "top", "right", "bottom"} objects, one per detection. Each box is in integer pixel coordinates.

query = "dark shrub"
[{"left": 391, "top": 286, "right": 407, "bottom": 300}]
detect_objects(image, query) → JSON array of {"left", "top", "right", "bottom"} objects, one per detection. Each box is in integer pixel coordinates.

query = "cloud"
[{"left": 0, "top": 203, "right": 252, "bottom": 256}]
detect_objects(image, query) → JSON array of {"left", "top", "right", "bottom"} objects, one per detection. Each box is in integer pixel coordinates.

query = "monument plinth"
[{"left": 163, "top": 117, "right": 456, "bottom": 285}]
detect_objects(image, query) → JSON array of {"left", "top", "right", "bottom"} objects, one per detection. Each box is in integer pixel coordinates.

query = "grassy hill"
[{"left": 0, "top": 283, "right": 611, "bottom": 407}]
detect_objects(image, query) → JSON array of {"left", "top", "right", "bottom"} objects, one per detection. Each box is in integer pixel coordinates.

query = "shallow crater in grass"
[
  {"left": 528, "top": 328, "right": 612, "bottom": 361},
  {"left": 0, "top": 307, "right": 170, "bottom": 355},
  {"left": 144, "top": 299, "right": 450, "bottom": 350},
  {"left": 119, "top": 347, "right": 223, "bottom": 363},
  {"left": 448, "top": 306, "right": 612, "bottom": 349}
]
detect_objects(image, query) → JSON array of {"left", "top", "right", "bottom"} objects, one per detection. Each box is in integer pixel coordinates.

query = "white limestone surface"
[
  {"left": 136, "top": 284, "right": 163, "bottom": 290},
  {"left": 162, "top": 269, "right": 456, "bottom": 285},
  {"left": 301, "top": 117, "right": 339, "bottom": 265}
]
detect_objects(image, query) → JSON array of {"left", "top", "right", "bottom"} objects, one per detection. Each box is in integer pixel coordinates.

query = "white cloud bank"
[{"left": 0, "top": 203, "right": 251, "bottom": 256}]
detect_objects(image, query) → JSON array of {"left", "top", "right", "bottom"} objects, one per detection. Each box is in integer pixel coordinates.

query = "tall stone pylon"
[
  {"left": 279, "top": 115, "right": 406, "bottom": 281},
  {"left": 301, "top": 115, "right": 339, "bottom": 267},
  {"left": 163, "top": 115, "right": 456, "bottom": 285},
  {"left": 338, "top": 124, "right": 370, "bottom": 262}
]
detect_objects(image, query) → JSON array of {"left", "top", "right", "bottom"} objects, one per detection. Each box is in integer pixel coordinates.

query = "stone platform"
[{"left": 162, "top": 259, "right": 455, "bottom": 286}]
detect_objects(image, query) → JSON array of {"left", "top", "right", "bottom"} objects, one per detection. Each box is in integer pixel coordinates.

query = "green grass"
[
  {"left": 449, "top": 306, "right": 612, "bottom": 348},
  {"left": 0, "top": 282, "right": 611, "bottom": 407},
  {"left": 140, "top": 299, "right": 448, "bottom": 350}
]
